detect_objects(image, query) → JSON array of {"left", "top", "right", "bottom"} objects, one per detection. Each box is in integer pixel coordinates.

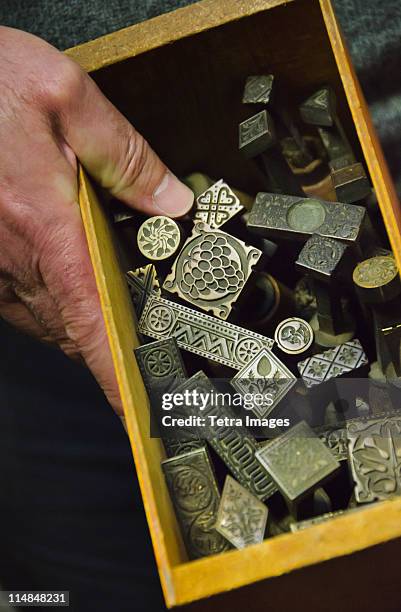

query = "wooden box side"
[{"left": 75, "top": 0, "right": 401, "bottom": 608}]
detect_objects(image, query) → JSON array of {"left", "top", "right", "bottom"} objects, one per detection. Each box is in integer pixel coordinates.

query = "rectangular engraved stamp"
[
  {"left": 247, "top": 192, "right": 365, "bottom": 244},
  {"left": 297, "top": 339, "right": 368, "bottom": 388},
  {"left": 175, "top": 371, "right": 277, "bottom": 501},
  {"left": 126, "top": 264, "right": 161, "bottom": 317},
  {"left": 215, "top": 475, "right": 268, "bottom": 549},
  {"left": 135, "top": 338, "right": 204, "bottom": 457},
  {"left": 255, "top": 420, "right": 340, "bottom": 502},
  {"left": 162, "top": 447, "right": 230, "bottom": 559},
  {"left": 138, "top": 294, "right": 274, "bottom": 370},
  {"left": 347, "top": 415, "right": 401, "bottom": 502}
]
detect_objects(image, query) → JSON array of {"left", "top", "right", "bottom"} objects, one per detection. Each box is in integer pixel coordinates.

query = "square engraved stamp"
[
  {"left": 126, "top": 264, "right": 161, "bottom": 317},
  {"left": 347, "top": 415, "right": 401, "bottom": 502},
  {"left": 255, "top": 421, "right": 340, "bottom": 502},
  {"left": 175, "top": 372, "right": 277, "bottom": 501},
  {"left": 231, "top": 348, "right": 296, "bottom": 418},
  {"left": 297, "top": 339, "right": 368, "bottom": 388},
  {"left": 242, "top": 75, "right": 274, "bottom": 105},
  {"left": 194, "top": 179, "right": 244, "bottom": 229},
  {"left": 247, "top": 193, "right": 365, "bottom": 244},
  {"left": 215, "top": 475, "right": 268, "bottom": 549},
  {"left": 239, "top": 110, "right": 276, "bottom": 158},
  {"left": 138, "top": 295, "right": 274, "bottom": 370},
  {"left": 296, "top": 234, "right": 349, "bottom": 281},
  {"left": 162, "top": 447, "right": 230, "bottom": 559},
  {"left": 163, "top": 222, "right": 261, "bottom": 320}
]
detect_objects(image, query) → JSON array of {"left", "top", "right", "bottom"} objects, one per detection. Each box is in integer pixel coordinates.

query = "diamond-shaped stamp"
[
  {"left": 231, "top": 348, "right": 296, "bottom": 418},
  {"left": 255, "top": 420, "right": 340, "bottom": 501},
  {"left": 242, "top": 74, "right": 274, "bottom": 105},
  {"left": 195, "top": 179, "right": 244, "bottom": 229},
  {"left": 215, "top": 475, "right": 268, "bottom": 549}
]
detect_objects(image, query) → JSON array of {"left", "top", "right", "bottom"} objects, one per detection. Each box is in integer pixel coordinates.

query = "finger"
[
  {"left": 38, "top": 213, "right": 123, "bottom": 414},
  {"left": 58, "top": 63, "right": 194, "bottom": 218}
]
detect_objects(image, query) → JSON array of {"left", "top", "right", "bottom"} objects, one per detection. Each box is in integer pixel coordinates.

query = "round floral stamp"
[
  {"left": 137, "top": 216, "right": 180, "bottom": 261},
  {"left": 274, "top": 317, "right": 314, "bottom": 355}
]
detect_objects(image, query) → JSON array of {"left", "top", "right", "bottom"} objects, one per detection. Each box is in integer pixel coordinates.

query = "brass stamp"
[
  {"left": 247, "top": 193, "right": 365, "bottom": 244},
  {"left": 163, "top": 222, "right": 261, "bottom": 319},
  {"left": 194, "top": 179, "right": 244, "bottom": 229},
  {"left": 231, "top": 348, "right": 296, "bottom": 418},
  {"left": 126, "top": 264, "right": 161, "bottom": 317},
  {"left": 255, "top": 421, "right": 340, "bottom": 502},
  {"left": 162, "top": 447, "right": 230, "bottom": 559},
  {"left": 215, "top": 475, "right": 268, "bottom": 549},
  {"left": 274, "top": 317, "right": 314, "bottom": 355},
  {"left": 138, "top": 294, "right": 274, "bottom": 370},
  {"left": 137, "top": 216, "right": 181, "bottom": 261}
]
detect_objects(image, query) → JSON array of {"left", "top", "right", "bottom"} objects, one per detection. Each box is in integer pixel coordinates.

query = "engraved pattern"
[
  {"left": 347, "top": 416, "right": 401, "bottom": 502},
  {"left": 195, "top": 179, "right": 244, "bottom": 229},
  {"left": 126, "top": 264, "right": 161, "bottom": 317},
  {"left": 274, "top": 317, "right": 314, "bottom": 355},
  {"left": 137, "top": 216, "right": 180, "bottom": 261},
  {"left": 247, "top": 193, "right": 365, "bottom": 243},
  {"left": 256, "top": 421, "right": 340, "bottom": 501},
  {"left": 242, "top": 75, "right": 274, "bottom": 105},
  {"left": 215, "top": 475, "right": 268, "bottom": 549},
  {"left": 317, "top": 425, "right": 348, "bottom": 461},
  {"left": 300, "top": 87, "right": 334, "bottom": 126},
  {"left": 138, "top": 294, "right": 274, "bottom": 369},
  {"left": 297, "top": 339, "right": 368, "bottom": 388},
  {"left": 239, "top": 110, "right": 270, "bottom": 147},
  {"left": 162, "top": 448, "right": 230, "bottom": 559},
  {"left": 231, "top": 348, "right": 296, "bottom": 418},
  {"left": 296, "top": 235, "right": 347, "bottom": 278},
  {"left": 353, "top": 256, "right": 398, "bottom": 289},
  {"left": 176, "top": 372, "right": 277, "bottom": 501},
  {"left": 135, "top": 338, "right": 204, "bottom": 457},
  {"left": 163, "top": 222, "right": 261, "bottom": 319}
]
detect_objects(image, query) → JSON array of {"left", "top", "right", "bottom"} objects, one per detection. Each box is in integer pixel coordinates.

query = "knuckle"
[{"left": 39, "top": 57, "right": 85, "bottom": 113}]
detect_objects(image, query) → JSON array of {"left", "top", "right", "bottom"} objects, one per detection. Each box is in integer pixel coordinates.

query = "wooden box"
[{"left": 67, "top": 1, "right": 401, "bottom": 609}]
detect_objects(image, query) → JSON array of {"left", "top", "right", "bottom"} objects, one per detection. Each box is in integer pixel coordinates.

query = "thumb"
[{"left": 60, "top": 61, "right": 194, "bottom": 218}]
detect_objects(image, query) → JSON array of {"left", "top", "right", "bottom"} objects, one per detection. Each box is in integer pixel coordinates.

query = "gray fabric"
[{"left": 0, "top": 0, "right": 400, "bottom": 194}]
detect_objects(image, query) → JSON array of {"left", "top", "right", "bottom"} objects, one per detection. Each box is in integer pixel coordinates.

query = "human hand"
[{"left": 0, "top": 27, "right": 193, "bottom": 413}]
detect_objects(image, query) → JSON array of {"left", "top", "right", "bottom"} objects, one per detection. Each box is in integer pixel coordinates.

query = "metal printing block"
[
  {"left": 239, "top": 109, "right": 276, "bottom": 158},
  {"left": 239, "top": 110, "right": 304, "bottom": 196},
  {"left": 274, "top": 317, "right": 314, "bottom": 355},
  {"left": 134, "top": 338, "right": 204, "bottom": 457},
  {"left": 331, "top": 162, "right": 371, "bottom": 203},
  {"left": 290, "top": 509, "right": 345, "bottom": 532},
  {"left": 318, "top": 127, "right": 353, "bottom": 168},
  {"left": 231, "top": 348, "right": 297, "bottom": 419},
  {"left": 163, "top": 222, "right": 261, "bottom": 320},
  {"left": 316, "top": 424, "right": 348, "bottom": 461},
  {"left": 138, "top": 293, "right": 274, "bottom": 370},
  {"left": 162, "top": 447, "right": 230, "bottom": 559},
  {"left": 247, "top": 192, "right": 366, "bottom": 244},
  {"left": 296, "top": 234, "right": 350, "bottom": 282},
  {"left": 347, "top": 415, "right": 401, "bottom": 502},
  {"left": 215, "top": 475, "right": 268, "bottom": 549},
  {"left": 242, "top": 74, "right": 274, "bottom": 105},
  {"left": 194, "top": 179, "right": 244, "bottom": 229},
  {"left": 174, "top": 371, "right": 277, "bottom": 501},
  {"left": 137, "top": 215, "right": 181, "bottom": 261},
  {"left": 297, "top": 339, "right": 368, "bottom": 389},
  {"left": 353, "top": 255, "right": 401, "bottom": 305},
  {"left": 296, "top": 234, "right": 353, "bottom": 337},
  {"left": 299, "top": 87, "right": 337, "bottom": 127},
  {"left": 126, "top": 264, "right": 161, "bottom": 317},
  {"left": 255, "top": 420, "right": 340, "bottom": 502}
]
